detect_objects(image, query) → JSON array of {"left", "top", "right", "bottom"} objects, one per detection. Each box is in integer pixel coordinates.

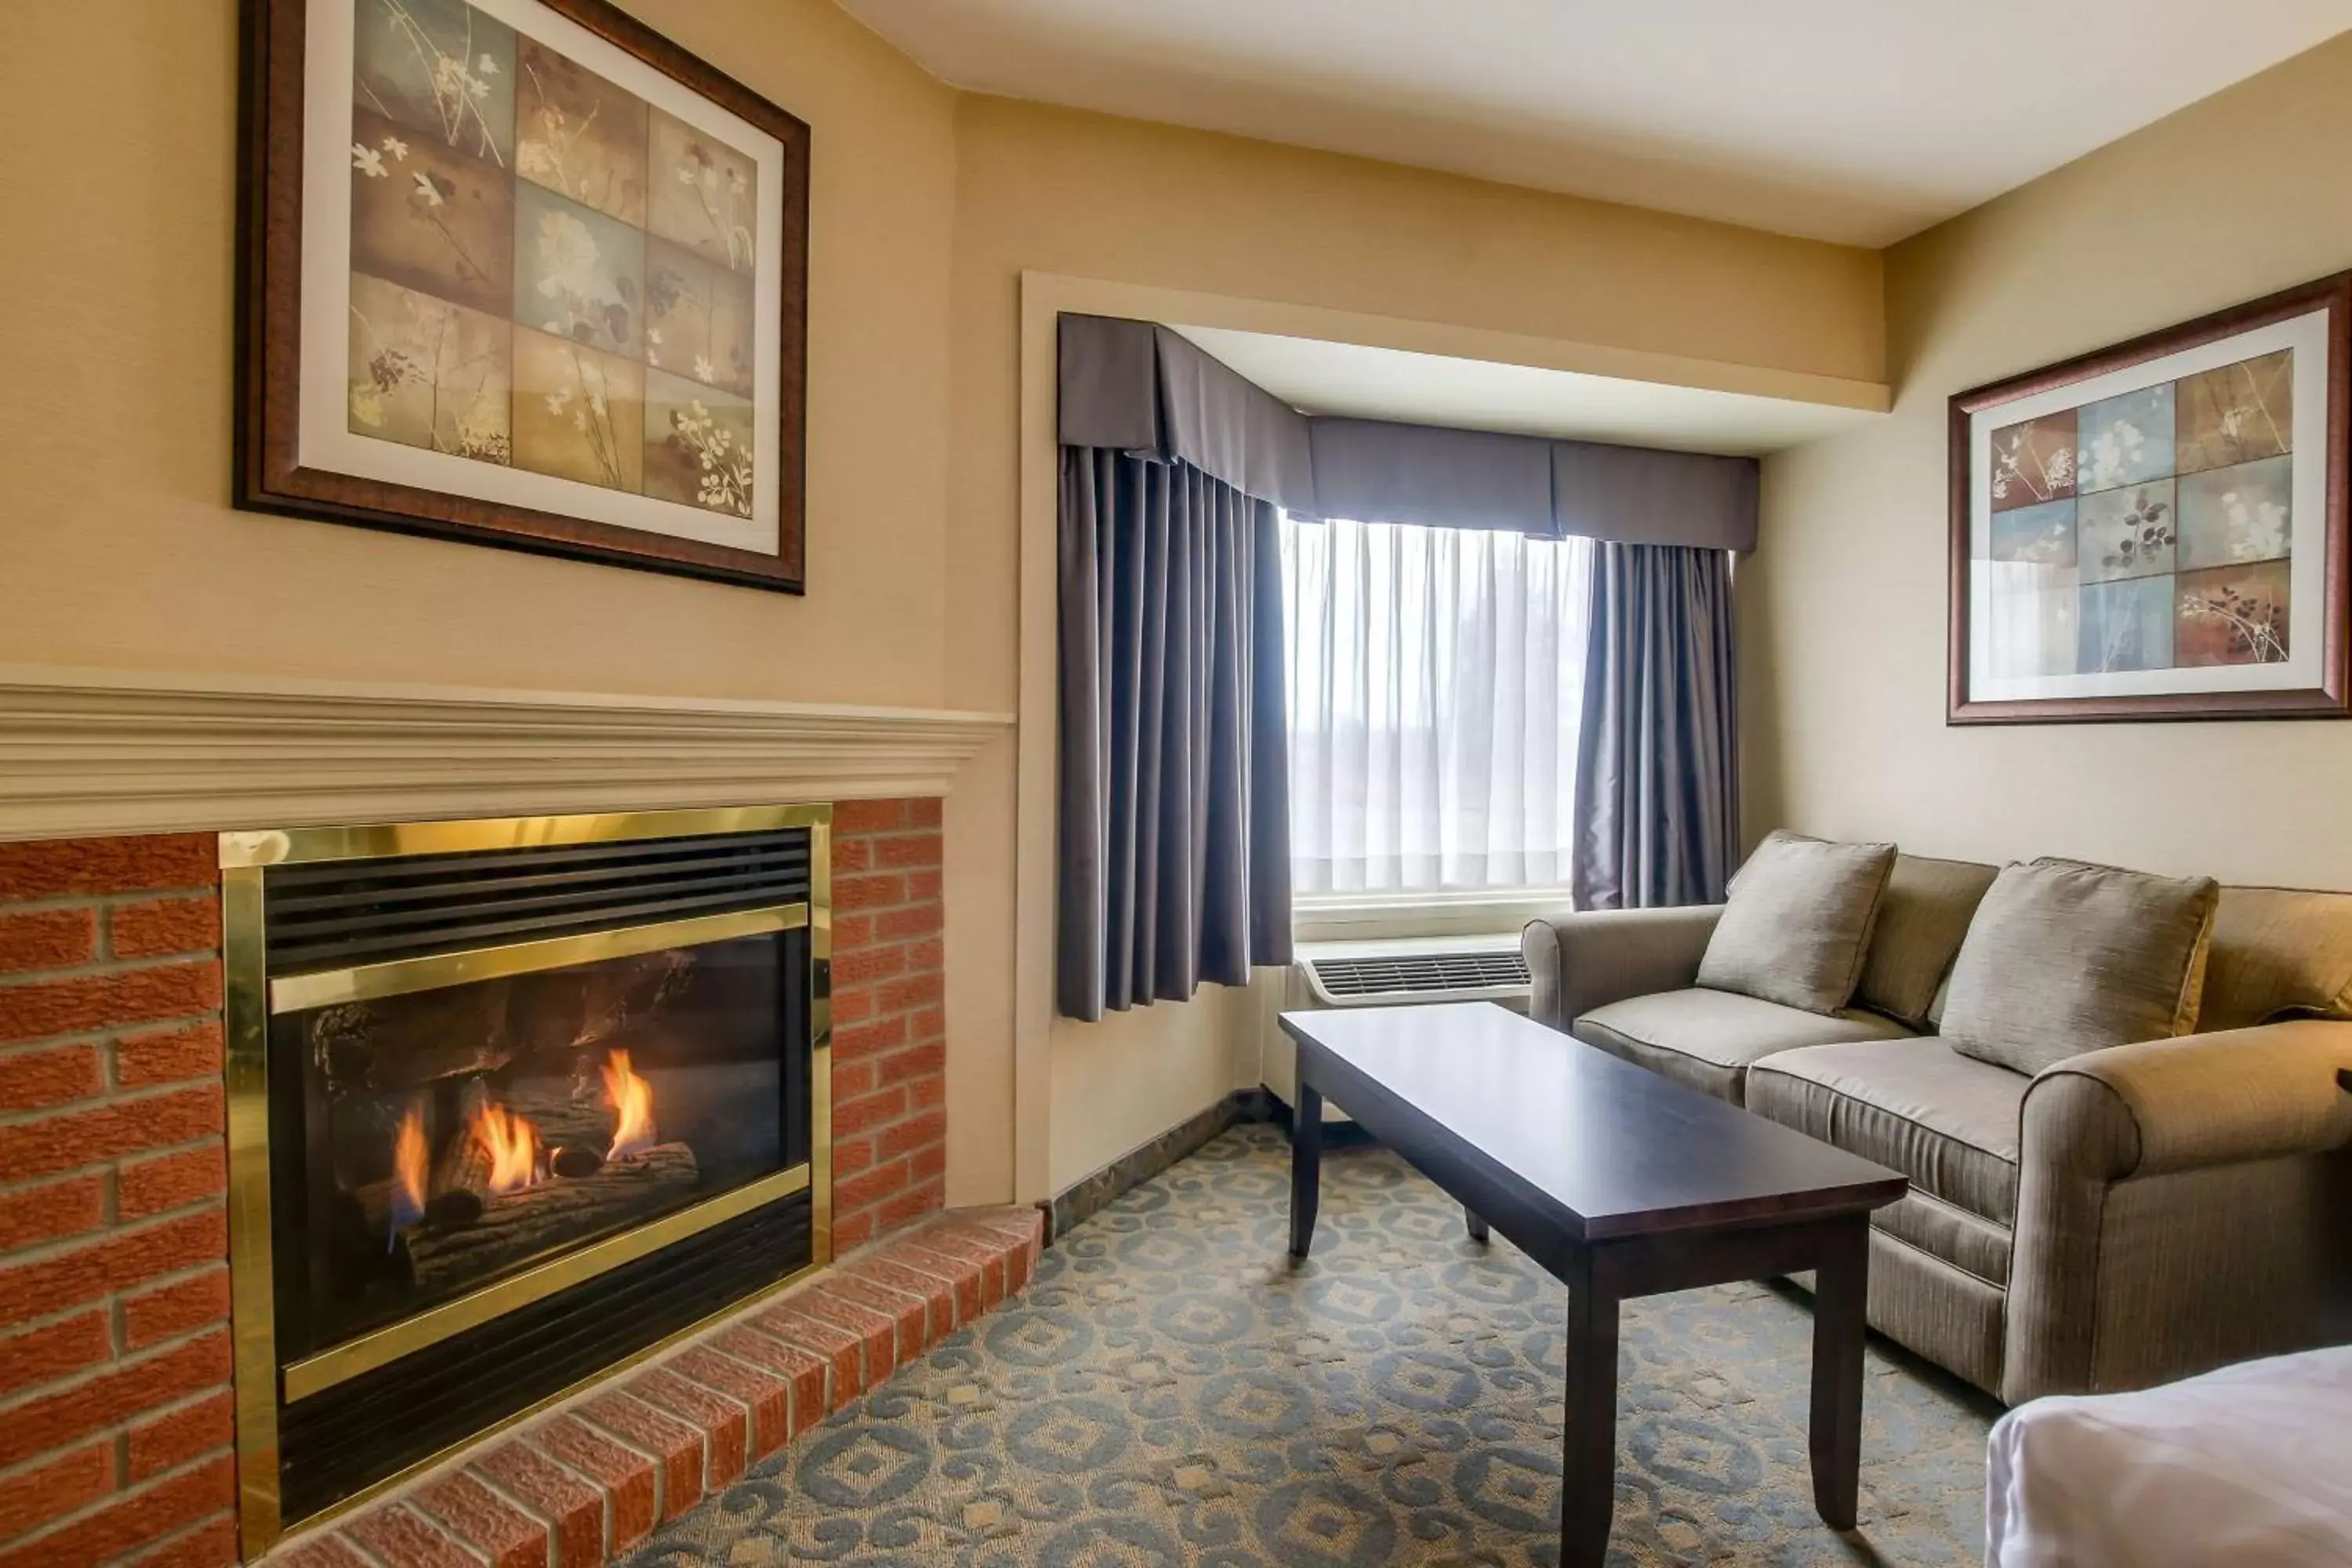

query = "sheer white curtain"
[{"left": 1280, "top": 514, "right": 1592, "bottom": 895}]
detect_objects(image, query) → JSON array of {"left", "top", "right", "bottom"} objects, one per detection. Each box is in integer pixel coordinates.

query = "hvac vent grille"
[
  {"left": 1309, "top": 951, "right": 1531, "bottom": 999},
  {"left": 260, "top": 828, "right": 813, "bottom": 974}
]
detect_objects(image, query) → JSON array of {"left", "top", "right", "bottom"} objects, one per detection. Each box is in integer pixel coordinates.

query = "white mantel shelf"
[{"left": 0, "top": 665, "right": 1014, "bottom": 840}]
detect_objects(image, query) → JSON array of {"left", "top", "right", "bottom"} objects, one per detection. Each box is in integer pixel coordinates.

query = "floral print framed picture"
[
  {"left": 237, "top": 0, "right": 810, "bottom": 590},
  {"left": 1949, "top": 272, "right": 2350, "bottom": 723}
]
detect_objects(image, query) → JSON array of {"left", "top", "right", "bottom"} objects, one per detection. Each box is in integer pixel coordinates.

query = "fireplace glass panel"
[{"left": 271, "top": 927, "right": 805, "bottom": 1359}]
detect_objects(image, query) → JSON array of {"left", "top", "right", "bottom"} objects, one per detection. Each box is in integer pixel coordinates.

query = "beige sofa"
[{"left": 1523, "top": 859, "right": 2352, "bottom": 1406}]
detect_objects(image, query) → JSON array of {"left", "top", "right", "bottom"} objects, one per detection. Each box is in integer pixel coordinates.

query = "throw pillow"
[
  {"left": 1940, "top": 858, "right": 2220, "bottom": 1076},
  {"left": 1855, "top": 855, "right": 2000, "bottom": 1028},
  {"left": 2194, "top": 885, "right": 2352, "bottom": 1033},
  {"left": 1695, "top": 830, "right": 1896, "bottom": 1015}
]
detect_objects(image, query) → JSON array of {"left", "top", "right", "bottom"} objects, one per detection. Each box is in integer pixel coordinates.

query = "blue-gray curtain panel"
[
  {"left": 1058, "top": 448, "right": 1294, "bottom": 1020},
  {"left": 1572, "top": 544, "right": 1739, "bottom": 909}
]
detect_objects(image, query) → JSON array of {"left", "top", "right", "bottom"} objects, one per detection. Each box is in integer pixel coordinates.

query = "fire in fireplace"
[
  {"left": 283, "top": 931, "right": 797, "bottom": 1354},
  {"left": 223, "top": 808, "right": 831, "bottom": 1550}
]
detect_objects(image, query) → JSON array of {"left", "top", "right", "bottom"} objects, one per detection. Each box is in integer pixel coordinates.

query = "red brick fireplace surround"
[{"left": 0, "top": 801, "right": 978, "bottom": 1566}]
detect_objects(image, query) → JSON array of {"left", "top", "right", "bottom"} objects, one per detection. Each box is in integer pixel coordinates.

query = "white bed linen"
[{"left": 1986, "top": 1346, "right": 2352, "bottom": 1567}]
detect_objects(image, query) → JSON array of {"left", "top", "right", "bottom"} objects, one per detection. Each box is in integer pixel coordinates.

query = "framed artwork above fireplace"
[
  {"left": 221, "top": 804, "right": 833, "bottom": 1548},
  {"left": 1948, "top": 270, "right": 2351, "bottom": 723},
  {"left": 235, "top": 0, "right": 811, "bottom": 590}
]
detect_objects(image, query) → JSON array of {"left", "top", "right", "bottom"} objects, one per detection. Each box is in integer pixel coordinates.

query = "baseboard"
[{"left": 1040, "top": 1088, "right": 1279, "bottom": 1243}]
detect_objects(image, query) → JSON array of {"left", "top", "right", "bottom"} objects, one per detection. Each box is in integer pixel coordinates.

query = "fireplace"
[{"left": 223, "top": 808, "right": 831, "bottom": 1544}]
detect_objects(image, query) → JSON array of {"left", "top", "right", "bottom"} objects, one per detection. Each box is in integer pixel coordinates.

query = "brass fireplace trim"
[
  {"left": 284, "top": 1245, "right": 830, "bottom": 1548},
  {"left": 267, "top": 902, "right": 807, "bottom": 1014},
  {"left": 219, "top": 803, "right": 839, "bottom": 868},
  {"left": 225, "top": 803, "right": 835, "bottom": 1556},
  {"left": 281, "top": 1159, "right": 812, "bottom": 1403}
]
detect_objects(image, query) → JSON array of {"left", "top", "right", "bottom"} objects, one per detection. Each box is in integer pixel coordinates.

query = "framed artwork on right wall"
[{"left": 1948, "top": 271, "right": 2350, "bottom": 723}]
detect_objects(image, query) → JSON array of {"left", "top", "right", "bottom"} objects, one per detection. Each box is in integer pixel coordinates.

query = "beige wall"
[
  {"left": 0, "top": 0, "right": 959, "bottom": 709},
  {"left": 946, "top": 96, "right": 1886, "bottom": 1192},
  {"left": 1048, "top": 986, "right": 1256, "bottom": 1189},
  {"left": 0, "top": 0, "right": 1019, "bottom": 1206},
  {"left": 946, "top": 93, "right": 1886, "bottom": 712},
  {"left": 0, "top": 7, "right": 1893, "bottom": 1203},
  {"left": 1746, "top": 34, "right": 2352, "bottom": 888}
]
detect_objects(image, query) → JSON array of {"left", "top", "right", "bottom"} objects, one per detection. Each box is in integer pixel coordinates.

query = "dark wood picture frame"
[
  {"left": 1948, "top": 270, "right": 2351, "bottom": 724},
  {"left": 236, "top": 0, "right": 811, "bottom": 592}
]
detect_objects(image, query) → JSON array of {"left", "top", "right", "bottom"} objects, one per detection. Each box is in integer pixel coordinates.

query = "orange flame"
[
  {"left": 389, "top": 1104, "right": 428, "bottom": 1234},
  {"left": 471, "top": 1102, "right": 543, "bottom": 1194},
  {"left": 602, "top": 1049, "right": 657, "bottom": 1160}
]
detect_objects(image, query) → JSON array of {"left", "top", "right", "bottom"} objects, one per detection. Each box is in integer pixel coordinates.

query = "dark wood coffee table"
[{"left": 1280, "top": 1001, "right": 1908, "bottom": 1567}]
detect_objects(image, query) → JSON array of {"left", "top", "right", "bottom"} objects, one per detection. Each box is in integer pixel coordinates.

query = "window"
[{"left": 1279, "top": 514, "right": 1592, "bottom": 896}]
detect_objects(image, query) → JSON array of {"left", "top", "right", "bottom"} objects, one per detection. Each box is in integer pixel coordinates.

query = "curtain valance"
[
  {"left": 1058, "top": 316, "right": 1319, "bottom": 512},
  {"left": 1553, "top": 438, "right": 1758, "bottom": 551},
  {"left": 1056, "top": 314, "right": 1759, "bottom": 551},
  {"left": 1307, "top": 417, "right": 1554, "bottom": 535}
]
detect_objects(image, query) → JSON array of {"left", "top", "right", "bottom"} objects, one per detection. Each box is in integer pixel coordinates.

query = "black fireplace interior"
[
  {"left": 260, "top": 826, "right": 818, "bottom": 1523},
  {"left": 278, "top": 934, "right": 797, "bottom": 1356}
]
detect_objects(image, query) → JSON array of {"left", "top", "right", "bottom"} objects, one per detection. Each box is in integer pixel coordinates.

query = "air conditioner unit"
[{"left": 1258, "top": 933, "right": 1533, "bottom": 1123}]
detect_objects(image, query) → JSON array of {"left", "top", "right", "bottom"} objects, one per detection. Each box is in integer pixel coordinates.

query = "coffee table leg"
[
  {"left": 1288, "top": 1080, "right": 1322, "bottom": 1259},
  {"left": 1561, "top": 1265, "right": 1620, "bottom": 1567},
  {"left": 1464, "top": 1207, "right": 1489, "bottom": 1243},
  {"left": 1809, "top": 1215, "right": 1870, "bottom": 1530}
]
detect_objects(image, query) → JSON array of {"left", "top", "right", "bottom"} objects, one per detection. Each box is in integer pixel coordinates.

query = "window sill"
[{"left": 1291, "top": 887, "right": 1575, "bottom": 944}]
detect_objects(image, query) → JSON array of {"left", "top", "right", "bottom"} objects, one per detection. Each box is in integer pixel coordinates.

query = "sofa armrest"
[
  {"left": 2027, "top": 1019, "right": 2352, "bottom": 1181},
  {"left": 2005, "top": 1019, "right": 2352, "bottom": 1402},
  {"left": 1520, "top": 906, "right": 1723, "bottom": 1032}
]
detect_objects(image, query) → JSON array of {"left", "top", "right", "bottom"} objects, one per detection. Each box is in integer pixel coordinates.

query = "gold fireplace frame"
[{"left": 222, "top": 805, "right": 834, "bottom": 1554}]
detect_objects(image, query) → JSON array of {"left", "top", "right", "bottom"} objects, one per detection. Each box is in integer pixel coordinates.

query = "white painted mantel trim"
[{"left": 0, "top": 664, "right": 1015, "bottom": 840}]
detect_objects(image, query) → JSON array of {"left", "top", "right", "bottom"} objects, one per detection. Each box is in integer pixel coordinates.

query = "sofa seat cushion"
[
  {"left": 1748, "top": 1039, "right": 2025, "bottom": 1225},
  {"left": 1571, "top": 989, "right": 1915, "bottom": 1107}
]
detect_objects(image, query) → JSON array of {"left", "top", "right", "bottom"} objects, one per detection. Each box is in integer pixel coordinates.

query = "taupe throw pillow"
[
  {"left": 1939, "top": 858, "right": 2220, "bottom": 1076},
  {"left": 1695, "top": 831, "right": 1896, "bottom": 1015},
  {"left": 2196, "top": 885, "right": 2352, "bottom": 1033},
  {"left": 1855, "top": 855, "right": 2000, "bottom": 1028}
]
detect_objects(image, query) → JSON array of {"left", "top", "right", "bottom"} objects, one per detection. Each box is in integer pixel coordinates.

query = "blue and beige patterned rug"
[{"left": 624, "top": 1124, "right": 1996, "bottom": 1566}]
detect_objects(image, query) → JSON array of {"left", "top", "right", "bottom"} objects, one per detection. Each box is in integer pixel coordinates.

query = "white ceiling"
[
  {"left": 1169, "top": 327, "right": 1878, "bottom": 456},
  {"left": 838, "top": 0, "right": 2352, "bottom": 245}
]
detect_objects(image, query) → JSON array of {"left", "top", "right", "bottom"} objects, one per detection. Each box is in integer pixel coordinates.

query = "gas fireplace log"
[
  {"left": 549, "top": 1144, "right": 605, "bottom": 1179},
  {"left": 426, "top": 1075, "right": 637, "bottom": 1223},
  {"left": 403, "top": 1142, "right": 699, "bottom": 1297},
  {"left": 427, "top": 1133, "right": 495, "bottom": 1225},
  {"left": 499, "top": 1080, "right": 628, "bottom": 1153},
  {"left": 310, "top": 991, "right": 518, "bottom": 1096},
  {"left": 307, "top": 947, "right": 691, "bottom": 1097}
]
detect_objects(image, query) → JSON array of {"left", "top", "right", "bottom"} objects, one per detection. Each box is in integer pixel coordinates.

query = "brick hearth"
[
  {"left": 0, "top": 804, "right": 957, "bottom": 1567},
  {"left": 270, "top": 1209, "right": 1040, "bottom": 1568}
]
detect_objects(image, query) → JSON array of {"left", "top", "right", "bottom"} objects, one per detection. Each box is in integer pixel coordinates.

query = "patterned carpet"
[{"left": 623, "top": 1123, "right": 1998, "bottom": 1566}]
